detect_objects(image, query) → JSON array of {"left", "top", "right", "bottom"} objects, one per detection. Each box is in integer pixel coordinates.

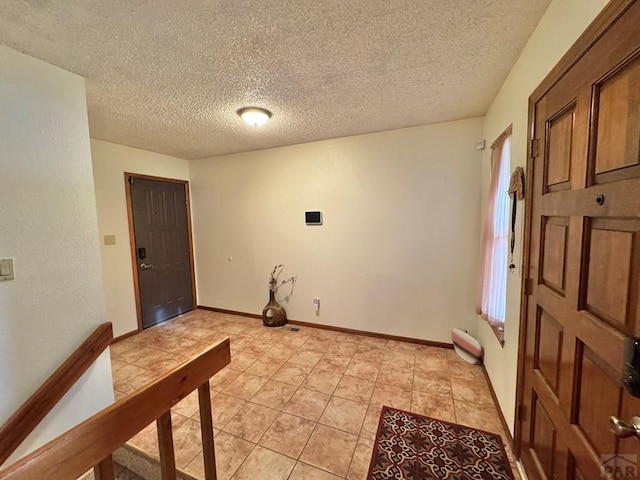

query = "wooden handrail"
[
  {"left": 0, "top": 322, "right": 113, "bottom": 465},
  {"left": 0, "top": 338, "right": 231, "bottom": 480}
]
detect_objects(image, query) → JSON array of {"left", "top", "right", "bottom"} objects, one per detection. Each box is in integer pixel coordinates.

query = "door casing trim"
[
  {"left": 123, "top": 172, "right": 198, "bottom": 335},
  {"left": 514, "top": 0, "right": 637, "bottom": 459}
]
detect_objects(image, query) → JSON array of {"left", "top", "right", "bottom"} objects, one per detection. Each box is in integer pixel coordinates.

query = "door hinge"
[
  {"left": 524, "top": 278, "right": 533, "bottom": 296},
  {"left": 129, "top": 176, "right": 134, "bottom": 185},
  {"left": 517, "top": 402, "right": 527, "bottom": 422},
  {"left": 530, "top": 139, "right": 540, "bottom": 159}
]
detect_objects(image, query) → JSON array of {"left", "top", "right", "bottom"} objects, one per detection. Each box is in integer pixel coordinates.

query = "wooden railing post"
[
  {"left": 93, "top": 454, "right": 115, "bottom": 480},
  {"left": 198, "top": 381, "right": 217, "bottom": 480},
  {"left": 156, "top": 412, "right": 177, "bottom": 480}
]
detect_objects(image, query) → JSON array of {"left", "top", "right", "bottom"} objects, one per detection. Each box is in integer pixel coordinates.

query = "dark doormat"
[{"left": 367, "top": 406, "right": 515, "bottom": 479}]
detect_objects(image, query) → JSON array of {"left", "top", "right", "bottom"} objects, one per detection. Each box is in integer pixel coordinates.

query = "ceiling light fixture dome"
[{"left": 237, "top": 107, "right": 272, "bottom": 126}]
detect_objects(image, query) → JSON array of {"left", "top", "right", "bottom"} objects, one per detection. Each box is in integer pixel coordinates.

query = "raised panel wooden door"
[
  {"left": 520, "top": 2, "right": 640, "bottom": 479},
  {"left": 130, "top": 177, "right": 194, "bottom": 329}
]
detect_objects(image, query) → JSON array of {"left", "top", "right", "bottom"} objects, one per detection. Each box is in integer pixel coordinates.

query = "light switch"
[
  {"left": 104, "top": 235, "right": 116, "bottom": 246},
  {"left": 0, "top": 258, "right": 15, "bottom": 281}
]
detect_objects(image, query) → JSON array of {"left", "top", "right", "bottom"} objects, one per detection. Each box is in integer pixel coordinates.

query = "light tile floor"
[{"left": 110, "top": 309, "right": 519, "bottom": 480}]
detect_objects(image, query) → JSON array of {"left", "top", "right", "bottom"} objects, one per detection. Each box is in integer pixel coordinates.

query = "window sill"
[{"left": 491, "top": 324, "right": 505, "bottom": 347}]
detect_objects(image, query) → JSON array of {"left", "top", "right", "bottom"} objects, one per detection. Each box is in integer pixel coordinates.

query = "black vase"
[{"left": 262, "top": 289, "right": 287, "bottom": 327}]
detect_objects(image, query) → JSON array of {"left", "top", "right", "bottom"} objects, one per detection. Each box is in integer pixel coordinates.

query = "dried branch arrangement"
[{"left": 268, "top": 264, "right": 297, "bottom": 292}]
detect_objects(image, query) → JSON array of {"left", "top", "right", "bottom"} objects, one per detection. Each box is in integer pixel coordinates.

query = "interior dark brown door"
[
  {"left": 519, "top": 2, "right": 640, "bottom": 479},
  {"left": 129, "top": 176, "right": 195, "bottom": 329}
]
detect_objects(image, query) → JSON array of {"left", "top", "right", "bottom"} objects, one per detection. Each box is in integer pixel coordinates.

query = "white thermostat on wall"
[{"left": 305, "top": 211, "right": 322, "bottom": 225}]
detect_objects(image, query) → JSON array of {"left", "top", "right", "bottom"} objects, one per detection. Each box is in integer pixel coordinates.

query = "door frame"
[
  {"left": 513, "top": 0, "right": 637, "bottom": 458},
  {"left": 124, "top": 172, "right": 198, "bottom": 333}
]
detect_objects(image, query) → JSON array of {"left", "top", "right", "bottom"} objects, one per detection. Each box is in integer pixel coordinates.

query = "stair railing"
[
  {"left": 0, "top": 337, "right": 231, "bottom": 480},
  {"left": 0, "top": 322, "right": 114, "bottom": 466}
]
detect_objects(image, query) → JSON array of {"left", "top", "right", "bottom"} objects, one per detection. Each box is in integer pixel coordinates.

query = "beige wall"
[
  {"left": 479, "top": 0, "right": 609, "bottom": 434},
  {"left": 190, "top": 118, "right": 484, "bottom": 343},
  {"left": 91, "top": 140, "right": 190, "bottom": 337},
  {"left": 0, "top": 45, "right": 114, "bottom": 463},
  {"left": 84, "top": 0, "right": 608, "bottom": 444}
]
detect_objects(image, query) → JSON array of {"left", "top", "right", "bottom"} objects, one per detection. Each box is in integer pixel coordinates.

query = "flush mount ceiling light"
[{"left": 237, "top": 107, "right": 272, "bottom": 126}]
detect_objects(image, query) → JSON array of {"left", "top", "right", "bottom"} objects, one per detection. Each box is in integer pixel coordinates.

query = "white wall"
[
  {"left": 479, "top": 0, "right": 609, "bottom": 434},
  {"left": 191, "top": 118, "right": 484, "bottom": 343},
  {"left": 91, "top": 140, "right": 191, "bottom": 338},
  {"left": 0, "top": 45, "right": 114, "bottom": 464}
]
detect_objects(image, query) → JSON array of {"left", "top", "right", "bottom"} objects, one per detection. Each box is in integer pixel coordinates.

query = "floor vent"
[{"left": 282, "top": 326, "right": 300, "bottom": 332}]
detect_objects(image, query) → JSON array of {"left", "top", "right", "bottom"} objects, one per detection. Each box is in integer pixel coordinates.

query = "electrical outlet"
[{"left": 0, "top": 258, "right": 15, "bottom": 281}]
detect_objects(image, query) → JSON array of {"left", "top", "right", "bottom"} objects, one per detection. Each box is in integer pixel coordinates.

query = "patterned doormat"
[{"left": 367, "top": 406, "right": 514, "bottom": 479}]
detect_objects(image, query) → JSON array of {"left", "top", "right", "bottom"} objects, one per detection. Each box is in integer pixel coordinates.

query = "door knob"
[
  {"left": 139, "top": 263, "right": 154, "bottom": 270},
  {"left": 610, "top": 416, "right": 640, "bottom": 439}
]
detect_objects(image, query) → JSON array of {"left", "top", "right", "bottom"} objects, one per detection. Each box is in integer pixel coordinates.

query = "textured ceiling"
[{"left": 0, "top": 1, "right": 551, "bottom": 159}]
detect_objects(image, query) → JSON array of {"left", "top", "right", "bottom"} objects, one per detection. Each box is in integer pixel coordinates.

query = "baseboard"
[
  {"left": 481, "top": 365, "right": 514, "bottom": 450},
  {"left": 112, "top": 329, "right": 139, "bottom": 344},
  {"left": 197, "top": 305, "right": 453, "bottom": 350},
  {"left": 198, "top": 305, "right": 261, "bottom": 319}
]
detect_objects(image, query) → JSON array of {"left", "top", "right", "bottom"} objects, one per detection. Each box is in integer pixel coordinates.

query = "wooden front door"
[
  {"left": 126, "top": 174, "right": 195, "bottom": 329},
  {"left": 519, "top": 2, "right": 640, "bottom": 478}
]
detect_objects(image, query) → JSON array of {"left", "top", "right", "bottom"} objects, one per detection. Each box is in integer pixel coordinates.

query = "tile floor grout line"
[
  {"left": 181, "top": 448, "right": 204, "bottom": 476},
  {"left": 343, "top": 438, "right": 361, "bottom": 480},
  {"left": 228, "top": 439, "right": 259, "bottom": 480},
  {"left": 112, "top": 340, "right": 190, "bottom": 360},
  {"left": 297, "top": 423, "right": 347, "bottom": 479}
]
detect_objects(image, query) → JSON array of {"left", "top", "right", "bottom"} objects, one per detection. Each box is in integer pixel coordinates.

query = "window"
[{"left": 476, "top": 127, "right": 512, "bottom": 342}]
